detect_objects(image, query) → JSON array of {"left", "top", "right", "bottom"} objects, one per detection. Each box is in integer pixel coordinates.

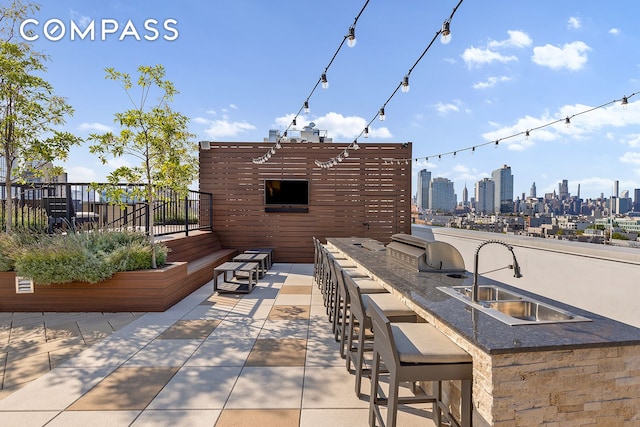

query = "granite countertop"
[{"left": 328, "top": 237, "right": 640, "bottom": 355}]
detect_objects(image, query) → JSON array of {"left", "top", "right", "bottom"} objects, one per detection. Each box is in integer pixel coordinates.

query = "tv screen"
[{"left": 265, "top": 179, "right": 309, "bottom": 205}]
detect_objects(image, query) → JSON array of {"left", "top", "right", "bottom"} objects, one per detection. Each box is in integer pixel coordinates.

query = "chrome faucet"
[{"left": 472, "top": 240, "right": 523, "bottom": 303}]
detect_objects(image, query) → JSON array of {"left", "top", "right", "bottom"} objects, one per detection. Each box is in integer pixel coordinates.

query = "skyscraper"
[
  {"left": 417, "top": 169, "right": 431, "bottom": 212},
  {"left": 559, "top": 179, "right": 569, "bottom": 200},
  {"left": 429, "top": 177, "right": 456, "bottom": 213},
  {"left": 634, "top": 189, "right": 640, "bottom": 212},
  {"left": 475, "top": 178, "right": 495, "bottom": 215},
  {"left": 530, "top": 182, "right": 537, "bottom": 198},
  {"left": 462, "top": 183, "right": 468, "bottom": 207},
  {"left": 492, "top": 165, "right": 514, "bottom": 213}
]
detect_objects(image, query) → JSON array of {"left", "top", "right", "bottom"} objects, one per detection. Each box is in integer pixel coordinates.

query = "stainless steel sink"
[
  {"left": 437, "top": 285, "right": 591, "bottom": 325},
  {"left": 451, "top": 285, "right": 522, "bottom": 302}
]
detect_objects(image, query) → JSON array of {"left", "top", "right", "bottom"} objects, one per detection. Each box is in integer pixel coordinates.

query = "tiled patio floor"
[{"left": 0, "top": 263, "right": 437, "bottom": 427}]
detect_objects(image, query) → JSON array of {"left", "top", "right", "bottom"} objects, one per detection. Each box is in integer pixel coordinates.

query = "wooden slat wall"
[{"left": 199, "top": 141, "right": 412, "bottom": 263}]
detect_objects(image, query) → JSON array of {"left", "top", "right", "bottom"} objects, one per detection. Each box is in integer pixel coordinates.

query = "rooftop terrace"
[{"left": 0, "top": 263, "right": 437, "bottom": 427}]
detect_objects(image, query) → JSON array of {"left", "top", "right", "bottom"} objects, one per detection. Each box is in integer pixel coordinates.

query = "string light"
[
  {"left": 314, "top": 0, "right": 465, "bottom": 169},
  {"left": 252, "top": 0, "right": 371, "bottom": 165},
  {"left": 565, "top": 116, "right": 571, "bottom": 127},
  {"left": 347, "top": 26, "right": 357, "bottom": 47},
  {"left": 622, "top": 96, "right": 628, "bottom": 109},
  {"left": 401, "top": 75, "right": 410, "bottom": 93},
  {"left": 380, "top": 91, "right": 638, "bottom": 166}
]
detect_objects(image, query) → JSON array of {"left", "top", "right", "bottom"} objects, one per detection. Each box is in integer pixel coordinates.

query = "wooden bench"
[{"left": 164, "top": 232, "right": 239, "bottom": 297}]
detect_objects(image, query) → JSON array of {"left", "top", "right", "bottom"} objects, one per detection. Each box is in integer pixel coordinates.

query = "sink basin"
[
  {"left": 437, "top": 285, "right": 591, "bottom": 325},
  {"left": 452, "top": 285, "right": 522, "bottom": 302},
  {"left": 487, "top": 300, "right": 582, "bottom": 323}
]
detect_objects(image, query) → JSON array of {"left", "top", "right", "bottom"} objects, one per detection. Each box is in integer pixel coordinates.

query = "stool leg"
[{"left": 368, "top": 349, "right": 381, "bottom": 427}]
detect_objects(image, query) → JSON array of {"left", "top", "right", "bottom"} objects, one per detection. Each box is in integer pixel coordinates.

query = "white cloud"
[
  {"left": 482, "top": 100, "right": 640, "bottom": 153},
  {"left": 434, "top": 103, "right": 459, "bottom": 114},
  {"left": 567, "top": 17, "right": 581, "bottom": 30},
  {"left": 487, "top": 30, "right": 532, "bottom": 49},
  {"left": 65, "top": 165, "right": 98, "bottom": 182},
  {"left": 532, "top": 41, "right": 591, "bottom": 71},
  {"left": 473, "top": 75, "right": 511, "bottom": 89},
  {"left": 619, "top": 152, "right": 640, "bottom": 165},
  {"left": 192, "top": 117, "right": 208, "bottom": 124},
  {"left": 609, "top": 28, "right": 621, "bottom": 35},
  {"left": 624, "top": 134, "right": 640, "bottom": 147},
  {"left": 228, "top": 104, "right": 238, "bottom": 110},
  {"left": 275, "top": 112, "right": 392, "bottom": 140},
  {"left": 78, "top": 122, "right": 112, "bottom": 133},
  {"left": 462, "top": 47, "right": 517, "bottom": 68},
  {"left": 202, "top": 119, "right": 256, "bottom": 139},
  {"left": 69, "top": 9, "right": 91, "bottom": 28}
]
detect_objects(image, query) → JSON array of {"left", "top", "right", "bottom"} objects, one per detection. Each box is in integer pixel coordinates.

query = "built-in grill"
[{"left": 386, "top": 233, "right": 465, "bottom": 273}]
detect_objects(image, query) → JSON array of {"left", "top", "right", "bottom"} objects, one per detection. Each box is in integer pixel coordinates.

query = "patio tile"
[
  {"left": 279, "top": 285, "right": 313, "bottom": 294},
  {"left": 274, "top": 294, "right": 313, "bottom": 306},
  {"left": 267, "top": 305, "right": 310, "bottom": 321},
  {"left": 49, "top": 343, "right": 89, "bottom": 368},
  {"left": 302, "top": 367, "right": 369, "bottom": 409},
  {"left": 185, "top": 336, "right": 257, "bottom": 367},
  {"left": 216, "top": 409, "right": 299, "bottom": 427},
  {"left": 224, "top": 367, "right": 304, "bottom": 409},
  {"left": 0, "top": 366, "right": 116, "bottom": 411},
  {"left": 68, "top": 366, "right": 179, "bottom": 411},
  {"left": 2, "top": 352, "right": 51, "bottom": 389},
  {"left": 125, "top": 339, "right": 201, "bottom": 367},
  {"left": 132, "top": 409, "right": 221, "bottom": 427},
  {"left": 146, "top": 366, "right": 242, "bottom": 409},
  {"left": 245, "top": 338, "right": 307, "bottom": 367},
  {"left": 156, "top": 319, "right": 221, "bottom": 340},
  {"left": 45, "top": 410, "right": 140, "bottom": 426},
  {"left": 258, "top": 319, "right": 310, "bottom": 340},
  {"left": 0, "top": 411, "right": 59, "bottom": 426}
]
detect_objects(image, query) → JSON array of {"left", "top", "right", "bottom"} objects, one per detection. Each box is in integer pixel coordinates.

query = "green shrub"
[
  {"left": 7, "top": 230, "right": 169, "bottom": 285},
  {"left": 107, "top": 241, "right": 168, "bottom": 272}
]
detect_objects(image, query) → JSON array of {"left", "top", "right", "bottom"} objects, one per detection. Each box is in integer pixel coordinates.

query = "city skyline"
[
  {"left": 417, "top": 165, "right": 640, "bottom": 214},
  {"left": 14, "top": 1, "right": 640, "bottom": 198}
]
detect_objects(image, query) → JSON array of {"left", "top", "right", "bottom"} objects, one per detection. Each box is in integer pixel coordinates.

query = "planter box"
[
  {"left": 0, "top": 263, "right": 192, "bottom": 312},
  {"left": 0, "top": 232, "right": 238, "bottom": 312}
]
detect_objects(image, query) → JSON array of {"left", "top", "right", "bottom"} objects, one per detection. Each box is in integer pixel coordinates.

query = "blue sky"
[{"left": 20, "top": 0, "right": 640, "bottom": 201}]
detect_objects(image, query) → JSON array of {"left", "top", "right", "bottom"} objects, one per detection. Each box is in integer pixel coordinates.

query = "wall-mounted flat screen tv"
[{"left": 264, "top": 179, "right": 309, "bottom": 205}]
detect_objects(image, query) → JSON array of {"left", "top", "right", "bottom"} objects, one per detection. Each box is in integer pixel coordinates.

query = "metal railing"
[{"left": 0, "top": 183, "right": 213, "bottom": 236}]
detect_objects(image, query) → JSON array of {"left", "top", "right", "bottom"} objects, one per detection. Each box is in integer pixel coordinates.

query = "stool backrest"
[
  {"left": 343, "top": 272, "right": 364, "bottom": 320},
  {"left": 369, "top": 302, "right": 400, "bottom": 371}
]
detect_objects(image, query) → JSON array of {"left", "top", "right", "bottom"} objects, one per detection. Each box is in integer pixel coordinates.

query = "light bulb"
[
  {"left": 304, "top": 101, "right": 310, "bottom": 114},
  {"left": 379, "top": 107, "right": 385, "bottom": 121},
  {"left": 401, "top": 75, "right": 410, "bottom": 93},
  {"left": 621, "top": 96, "right": 628, "bottom": 110},
  {"left": 347, "top": 27, "right": 356, "bottom": 47},
  {"left": 364, "top": 126, "right": 369, "bottom": 138},
  {"left": 440, "top": 21, "right": 451, "bottom": 44},
  {"left": 565, "top": 117, "right": 571, "bottom": 127},
  {"left": 321, "top": 73, "right": 329, "bottom": 89}
]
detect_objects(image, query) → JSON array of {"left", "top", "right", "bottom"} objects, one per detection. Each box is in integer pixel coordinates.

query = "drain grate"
[{"left": 15, "top": 276, "right": 34, "bottom": 294}]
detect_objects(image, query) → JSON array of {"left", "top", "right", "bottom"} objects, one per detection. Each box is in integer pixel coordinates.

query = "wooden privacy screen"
[{"left": 199, "top": 141, "right": 412, "bottom": 263}]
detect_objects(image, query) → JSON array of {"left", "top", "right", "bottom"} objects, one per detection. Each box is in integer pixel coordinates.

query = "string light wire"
[
  {"left": 381, "top": 91, "right": 639, "bottom": 166},
  {"left": 315, "top": 0, "right": 465, "bottom": 168},
  {"left": 253, "top": 0, "right": 371, "bottom": 164}
]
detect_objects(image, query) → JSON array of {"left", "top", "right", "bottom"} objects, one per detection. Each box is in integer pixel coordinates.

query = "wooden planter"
[{"left": 0, "top": 263, "right": 193, "bottom": 312}]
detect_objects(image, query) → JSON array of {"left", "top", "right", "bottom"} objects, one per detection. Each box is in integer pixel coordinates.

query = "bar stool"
[
  {"left": 343, "top": 273, "right": 417, "bottom": 398},
  {"left": 332, "top": 258, "right": 387, "bottom": 358},
  {"left": 325, "top": 250, "right": 368, "bottom": 324},
  {"left": 368, "top": 303, "right": 473, "bottom": 427}
]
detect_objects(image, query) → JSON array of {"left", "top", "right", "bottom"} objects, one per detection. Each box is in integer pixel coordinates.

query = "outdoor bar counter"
[{"left": 327, "top": 237, "right": 640, "bottom": 426}]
